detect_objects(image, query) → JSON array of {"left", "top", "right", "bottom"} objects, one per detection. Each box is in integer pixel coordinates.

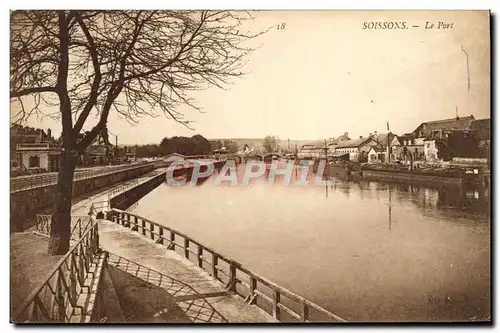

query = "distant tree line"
[{"left": 133, "top": 135, "right": 241, "bottom": 157}]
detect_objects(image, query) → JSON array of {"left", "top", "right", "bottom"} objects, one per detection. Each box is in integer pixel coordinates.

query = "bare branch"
[
  {"left": 10, "top": 86, "right": 56, "bottom": 98},
  {"left": 10, "top": 10, "right": 267, "bottom": 153}
]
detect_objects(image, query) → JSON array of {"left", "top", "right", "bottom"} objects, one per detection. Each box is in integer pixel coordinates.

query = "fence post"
[
  {"left": 69, "top": 255, "right": 77, "bottom": 307},
  {"left": 125, "top": 213, "right": 130, "bottom": 228},
  {"left": 169, "top": 232, "right": 175, "bottom": 251},
  {"left": 272, "top": 290, "right": 281, "bottom": 320},
  {"left": 142, "top": 218, "right": 146, "bottom": 236},
  {"left": 301, "top": 301, "right": 309, "bottom": 322},
  {"left": 94, "top": 223, "right": 100, "bottom": 252},
  {"left": 132, "top": 215, "right": 138, "bottom": 231},
  {"left": 212, "top": 253, "right": 218, "bottom": 279},
  {"left": 55, "top": 269, "right": 65, "bottom": 321},
  {"left": 150, "top": 223, "right": 155, "bottom": 240},
  {"left": 249, "top": 277, "right": 257, "bottom": 304},
  {"left": 159, "top": 227, "right": 164, "bottom": 245},
  {"left": 227, "top": 261, "right": 236, "bottom": 292},
  {"left": 197, "top": 246, "right": 203, "bottom": 267},
  {"left": 78, "top": 218, "right": 82, "bottom": 239},
  {"left": 184, "top": 238, "right": 189, "bottom": 259}
]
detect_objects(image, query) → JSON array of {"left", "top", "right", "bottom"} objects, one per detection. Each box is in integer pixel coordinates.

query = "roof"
[
  {"left": 330, "top": 152, "right": 350, "bottom": 157},
  {"left": 414, "top": 116, "right": 475, "bottom": 136},
  {"left": 372, "top": 133, "right": 389, "bottom": 145},
  {"left": 468, "top": 118, "right": 490, "bottom": 131},
  {"left": 337, "top": 133, "right": 351, "bottom": 141},
  {"left": 336, "top": 137, "right": 374, "bottom": 148},
  {"left": 368, "top": 146, "right": 386, "bottom": 153},
  {"left": 165, "top": 153, "right": 186, "bottom": 158},
  {"left": 329, "top": 133, "right": 351, "bottom": 145},
  {"left": 468, "top": 118, "right": 490, "bottom": 140}
]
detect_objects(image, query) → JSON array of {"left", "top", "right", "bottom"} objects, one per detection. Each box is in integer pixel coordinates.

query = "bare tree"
[{"left": 10, "top": 10, "right": 266, "bottom": 254}]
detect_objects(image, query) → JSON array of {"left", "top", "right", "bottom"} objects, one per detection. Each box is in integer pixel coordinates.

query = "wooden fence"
[
  {"left": 108, "top": 209, "right": 346, "bottom": 323},
  {"left": 15, "top": 221, "right": 105, "bottom": 323}
]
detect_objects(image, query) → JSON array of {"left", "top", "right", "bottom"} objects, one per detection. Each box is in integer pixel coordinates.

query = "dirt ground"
[{"left": 10, "top": 233, "right": 62, "bottom": 321}]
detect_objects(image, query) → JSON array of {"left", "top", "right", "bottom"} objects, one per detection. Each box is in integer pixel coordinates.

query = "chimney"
[
  {"left": 374, "top": 131, "right": 378, "bottom": 136},
  {"left": 344, "top": 132, "right": 348, "bottom": 137},
  {"left": 47, "top": 128, "right": 52, "bottom": 140},
  {"left": 359, "top": 136, "right": 363, "bottom": 139}
]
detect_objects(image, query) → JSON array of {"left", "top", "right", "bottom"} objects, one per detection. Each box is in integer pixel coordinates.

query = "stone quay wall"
[
  {"left": 110, "top": 171, "right": 167, "bottom": 211},
  {"left": 358, "top": 169, "right": 463, "bottom": 187},
  {"left": 10, "top": 163, "right": 155, "bottom": 232}
]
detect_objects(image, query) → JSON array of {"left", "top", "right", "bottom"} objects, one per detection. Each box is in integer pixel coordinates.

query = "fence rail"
[
  {"left": 15, "top": 221, "right": 102, "bottom": 323},
  {"left": 10, "top": 161, "right": 153, "bottom": 192},
  {"left": 107, "top": 179, "right": 139, "bottom": 199},
  {"left": 36, "top": 215, "right": 93, "bottom": 241},
  {"left": 108, "top": 209, "right": 346, "bottom": 323}
]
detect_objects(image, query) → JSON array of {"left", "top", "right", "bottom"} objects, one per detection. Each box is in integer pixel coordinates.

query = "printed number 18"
[{"left": 277, "top": 23, "right": 286, "bottom": 30}]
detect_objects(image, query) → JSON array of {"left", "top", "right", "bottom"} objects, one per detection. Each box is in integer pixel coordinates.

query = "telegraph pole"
[
  {"left": 387, "top": 121, "right": 391, "bottom": 163},
  {"left": 324, "top": 139, "right": 329, "bottom": 198}
]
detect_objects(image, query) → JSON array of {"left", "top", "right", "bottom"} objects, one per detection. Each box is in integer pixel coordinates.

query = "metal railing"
[
  {"left": 10, "top": 161, "right": 153, "bottom": 192},
  {"left": 107, "top": 179, "right": 139, "bottom": 198},
  {"left": 36, "top": 215, "right": 93, "bottom": 241},
  {"left": 89, "top": 201, "right": 110, "bottom": 216},
  {"left": 108, "top": 209, "right": 346, "bottom": 323},
  {"left": 16, "top": 143, "right": 61, "bottom": 150},
  {"left": 15, "top": 221, "right": 103, "bottom": 323}
]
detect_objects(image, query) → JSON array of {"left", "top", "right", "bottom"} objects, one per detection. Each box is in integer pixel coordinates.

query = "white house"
[
  {"left": 334, "top": 137, "right": 377, "bottom": 161},
  {"left": 367, "top": 146, "right": 387, "bottom": 164},
  {"left": 370, "top": 132, "right": 401, "bottom": 162},
  {"left": 424, "top": 139, "right": 439, "bottom": 162},
  {"left": 16, "top": 143, "right": 61, "bottom": 172},
  {"left": 298, "top": 144, "right": 324, "bottom": 159}
]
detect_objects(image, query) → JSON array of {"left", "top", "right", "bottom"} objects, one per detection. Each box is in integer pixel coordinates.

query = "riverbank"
[{"left": 321, "top": 162, "right": 487, "bottom": 188}]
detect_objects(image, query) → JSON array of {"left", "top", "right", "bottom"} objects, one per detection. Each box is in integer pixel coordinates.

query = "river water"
[{"left": 127, "top": 163, "right": 490, "bottom": 322}]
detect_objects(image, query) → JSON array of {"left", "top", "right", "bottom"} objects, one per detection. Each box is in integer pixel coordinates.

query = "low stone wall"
[
  {"left": 358, "top": 169, "right": 463, "bottom": 187},
  {"left": 110, "top": 171, "right": 166, "bottom": 211},
  {"left": 110, "top": 161, "right": 226, "bottom": 211},
  {"left": 10, "top": 163, "right": 155, "bottom": 232},
  {"left": 110, "top": 161, "right": 225, "bottom": 210}
]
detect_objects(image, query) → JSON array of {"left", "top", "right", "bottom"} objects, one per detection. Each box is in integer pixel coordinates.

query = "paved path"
[
  {"left": 10, "top": 233, "right": 62, "bottom": 319},
  {"left": 70, "top": 168, "right": 167, "bottom": 216},
  {"left": 98, "top": 219, "right": 276, "bottom": 323},
  {"left": 11, "top": 162, "right": 152, "bottom": 192}
]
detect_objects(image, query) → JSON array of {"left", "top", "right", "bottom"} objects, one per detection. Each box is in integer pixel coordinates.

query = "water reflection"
[
  {"left": 179, "top": 162, "right": 490, "bottom": 220},
  {"left": 135, "top": 162, "right": 490, "bottom": 321}
]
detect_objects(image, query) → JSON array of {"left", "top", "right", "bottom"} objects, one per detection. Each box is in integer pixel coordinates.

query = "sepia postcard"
[{"left": 9, "top": 10, "right": 491, "bottom": 324}]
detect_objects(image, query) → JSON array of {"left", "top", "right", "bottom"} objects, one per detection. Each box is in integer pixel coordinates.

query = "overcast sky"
[{"left": 13, "top": 10, "right": 490, "bottom": 144}]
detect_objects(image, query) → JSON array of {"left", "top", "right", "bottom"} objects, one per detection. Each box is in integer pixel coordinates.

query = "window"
[{"left": 29, "top": 155, "right": 40, "bottom": 168}]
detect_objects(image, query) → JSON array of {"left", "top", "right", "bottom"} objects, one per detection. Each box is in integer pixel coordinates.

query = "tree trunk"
[{"left": 47, "top": 152, "right": 77, "bottom": 255}]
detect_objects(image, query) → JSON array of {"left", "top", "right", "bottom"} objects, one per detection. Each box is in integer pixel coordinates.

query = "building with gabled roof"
[
  {"left": 413, "top": 115, "right": 475, "bottom": 140},
  {"left": 334, "top": 137, "right": 377, "bottom": 162},
  {"left": 468, "top": 118, "right": 490, "bottom": 141}
]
